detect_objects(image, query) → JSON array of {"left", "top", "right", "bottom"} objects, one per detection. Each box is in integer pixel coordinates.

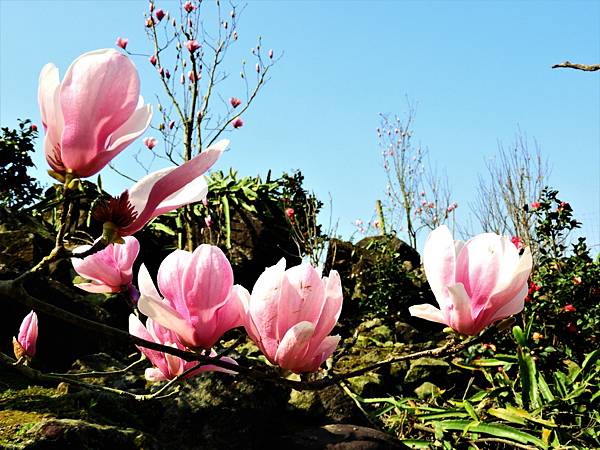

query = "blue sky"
[{"left": 1, "top": 1, "right": 598, "bottom": 250}]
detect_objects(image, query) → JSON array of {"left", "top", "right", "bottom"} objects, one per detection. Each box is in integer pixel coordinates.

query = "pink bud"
[
  {"left": 421, "top": 199, "right": 427, "bottom": 206},
  {"left": 188, "top": 70, "right": 197, "bottom": 83},
  {"left": 285, "top": 208, "right": 295, "bottom": 219},
  {"left": 186, "top": 40, "right": 201, "bottom": 53},
  {"left": 255, "top": 63, "right": 260, "bottom": 73},
  {"left": 116, "top": 37, "right": 128, "bottom": 50},
  {"left": 268, "top": 49, "right": 274, "bottom": 59},
  {"left": 158, "top": 67, "right": 165, "bottom": 77},
  {"left": 204, "top": 215, "right": 213, "bottom": 228},
  {"left": 149, "top": 2, "right": 154, "bottom": 12},
  {"left": 183, "top": 1, "right": 195, "bottom": 13},
  {"left": 30, "top": 124, "right": 38, "bottom": 132},
  {"left": 168, "top": 120, "right": 175, "bottom": 130},
  {"left": 420, "top": 191, "right": 426, "bottom": 196},
  {"left": 232, "top": 117, "right": 244, "bottom": 129},
  {"left": 155, "top": 9, "right": 165, "bottom": 21},
  {"left": 13, "top": 311, "right": 38, "bottom": 359},
  {"left": 230, "top": 97, "right": 242, "bottom": 108},
  {"left": 149, "top": 55, "right": 157, "bottom": 66},
  {"left": 223, "top": 21, "right": 228, "bottom": 30},
  {"left": 165, "top": 68, "right": 171, "bottom": 79},
  {"left": 143, "top": 137, "right": 157, "bottom": 149}
]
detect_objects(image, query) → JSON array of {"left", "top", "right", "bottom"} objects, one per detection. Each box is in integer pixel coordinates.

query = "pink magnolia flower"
[
  {"left": 71, "top": 236, "right": 140, "bottom": 293},
  {"left": 129, "top": 314, "right": 237, "bottom": 381},
  {"left": 143, "top": 136, "right": 157, "bottom": 149},
  {"left": 237, "top": 259, "right": 344, "bottom": 373},
  {"left": 409, "top": 225, "right": 533, "bottom": 335},
  {"left": 13, "top": 311, "right": 38, "bottom": 359},
  {"left": 93, "top": 140, "right": 227, "bottom": 238},
  {"left": 232, "top": 117, "right": 244, "bottom": 129},
  {"left": 230, "top": 97, "right": 242, "bottom": 108},
  {"left": 38, "top": 49, "right": 152, "bottom": 179},
  {"left": 137, "top": 244, "right": 244, "bottom": 349},
  {"left": 116, "top": 37, "right": 128, "bottom": 49},
  {"left": 185, "top": 40, "right": 201, "bottom": 53},
  {"left": 155, "top": 9, "right": 165, "bottom": 21}
]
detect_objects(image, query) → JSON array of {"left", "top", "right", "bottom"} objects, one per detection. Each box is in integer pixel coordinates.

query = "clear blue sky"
[{"left": 1, "top": 1, "right": 598, "bottom": 250}]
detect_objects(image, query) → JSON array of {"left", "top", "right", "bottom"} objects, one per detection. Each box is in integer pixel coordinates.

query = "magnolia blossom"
[
  {"left": 38, "top": 49, "right": 152, "bottom": 178},
  {"left": 232, "top": 117, "right": 244, "bottom": 129},
  {"left": 93, "top": 140, "right": 227, "bottom": 238},
  {"left": 137, "top": 244, "right": 244, "bottom": 349},
  {"left": 229, "top": 97, "right": 242, "bottom": 108},
  {"left": 71, "top": 236, "right": 140, "bottom": 293},
  {"left": 409, "top": 226, "right": 533, "bottom": 335},
  {"left": 129, "top": 315, "right": 236, "bottom": 381},
  {"left": 238, "top": 259, "right": 343, "bottom": 373},
  {"left": 13, "top": 311, "right": 38, "bottom": 359}
]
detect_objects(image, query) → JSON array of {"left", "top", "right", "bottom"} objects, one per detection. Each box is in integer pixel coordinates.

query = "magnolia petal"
[
  {"left": 423, "top": 225, "right": 457, "bottom": 307},
  {"left": 137, "top": 263, "right": 162, "bottom": 300},
  {"left": 277, "top": 264, "right": 326, "bottom": 338},
  {"left": 121, "top": 141, "right": 228, "bottom": 235},
  {"left": 312, "top": 270, "right": 343, "bottom": 344},
  {"left": 145, "top": 367, "right": 168, "bottom": 382},
  {"left": 408, "top": 303, "right": 447, "bottom": 324},
  {"left": 71, "top": 245, "right": 123, "bottom": 288},
  {"left": 18, "top": 311, "right": 38, "bottom": 357},
  {"left": 128, "top": 314, "right": 168, "bottom": 373},
  {"left": 274, "top": 321, "right": 315, "bottom": 372},
  {"left": 112, "top": 236, "right": 140, "bottom": 282},
  {"left": 303, "top": 334, "right": 341, "bottom": 373},
  {"left": 60, "top": 49, "right": 140, "bottom": 175},
  {"left": 156, "top": 250, "right": 192, "bottom": 319},
  {"left": 138, "top": 295, "right": 197, "bottom": 346},
  {"left": 446, "top": 283, "right": 477, "bottom": 335},
  {"left": 74, "top": 282, "right": 121, "bottom": 294},
  {"left": 38, "top": 63, "right": 65, "bottom": 172},
  {"left": 250, "top": 258, "right": 287, "bottom": 343}
]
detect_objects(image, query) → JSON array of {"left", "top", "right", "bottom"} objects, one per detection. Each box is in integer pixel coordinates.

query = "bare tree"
[
  {"left": 471, "top": 131, "right": 550, "bottom": 253},
  {"left": 377, "top": 107, "right": 457, "bottom": 249}
]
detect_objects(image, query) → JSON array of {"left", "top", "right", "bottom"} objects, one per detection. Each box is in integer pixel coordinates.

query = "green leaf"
[
  {"left": 221, "top": 196, "right": 231, "bottom": 249},
  {"left": 398, "top": 439, "right": 431, "bottom": 449},
  {"left": 537, "top": 372, "right": 555, "bottom": 403},
  {"left": 582, "top": 349, "right": 600, "bottom": 373},
  {"left": 150, "top": 222, "right": 177, "bottom": 236},
  {"left": 517, "top": 346, "right": 540, "bottom": 409},
  {"left": 512, "top": 326, "right": 527, "bottom": 346},
  {"left": 432, "top": 420, "right": 547, "bottom": 448}
]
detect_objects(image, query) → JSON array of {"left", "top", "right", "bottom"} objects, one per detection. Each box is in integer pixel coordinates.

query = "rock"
[
  {"left": 290, "top": 385, "right": 368, "bottom": 425},
  {"left": 404, "top": 357, "right": 450, "bottom": 384},
  {"left": 414, "top": 382, "right": 443, "bottom": 399},
  {"left": 276, "top": 424, "right": 405, "bottom": 449}
]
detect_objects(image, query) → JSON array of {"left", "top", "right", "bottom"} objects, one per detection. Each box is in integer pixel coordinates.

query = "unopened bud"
[
  {"left": 230, "top": 97, "right": 242, "bottom": 108},
  {"left": 169, "top": 120, "right": 175, "bottom": 129},
  {"left": 155, "top": 9, "right": 165, "bottom": 21},
  {"left": 268, "top": 49, "right": 273, "bottom": 59},
  {"left": 232, "top": 117, "right": 244, "bottom": 129},
  {"left": 256, "top": 63, "right": 260, "bottom": 73},
  {"left": 149, "top": 55, "right": 157, "bottom": 65},
  {"left": 116, "top": 37, "right": 128, "bottom": 50}
]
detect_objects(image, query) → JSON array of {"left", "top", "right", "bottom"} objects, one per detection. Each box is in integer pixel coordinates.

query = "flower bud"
[
  {"left": 155, "top": 9, "right": 165, "bottom": 21},
  {"left": 232, "top": 117, "right": 244, "bottom": 129},
  {"left": 143, "top": 137, "right": 157, "bottom": 149},
  {"left": 31, "top": 124, "right": 38, "bottom": 132},
  {"left": 169, "top": 120, "right": 175, "bottom": 129},
  {"left": 255, "top": 63, "right": 260, "bottom": 73},
  {"left": 186, "top": 40, "right": 201, "bottom": 53},
  {"left": 230, "top": 97, "right": 242, "bottom": 108},
  {"left": 268, "top": 49, "right": 273, "bottom": 59},
  {"left": 149, "top": 55, "right": 157, "bottom": 65},
  {"left": 183, "top": 1, "right": 195, "bottom": 13},
  {"left": 285, "top": 207, "right": 295, "bottom": 219},
  {"left": 116, "top": 37, "right": 128, "bottom": 50}
]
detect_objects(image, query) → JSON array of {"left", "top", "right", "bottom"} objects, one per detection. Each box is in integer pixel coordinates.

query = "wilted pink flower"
[
  {"left": 204, "top": 215, "right": 213, "bottom": 227},
  {"left": 13, "top": 311, "right": 38, "bottom": 360},
  {"left": 530, "top": 201, "right": 541, "bottom": 210},
  {"left": 186, "top": 40, "right": 201, "bottom": 53},
  {"left": 149, "top": 55, "right": 157, "bottom": 66},
  {"left": 116, "top": 37, "right": 128, "bottom": 50},
  {"left": 137, "top": 244, "right": 245, "bottom": 349},
  {"left": 143, "top": 136, "right": 157, "bottom": 149},
  {"left": 230, "top": 97, "right": 242, "bottom": 108},
  {"left": 155, "top": 9, "right": 165, "bottom": 21},
  {"left": 183, "top": 1, "right": 195, "bottom": 13},
  {"left": 71, "top": 236, "right": 140, "bottom": 293},
  {"left": 93, "top": 140, "right": 227, "bottom": 239},
  {"left": 232, "top": 117, "right": 244, "bottom": 129},
  {"left": 38, "top": 49, "right": 152, "bottom": 178},
  {"left": 409, "top": 225, "right": 532, "bottom": 335},
  {"left": 129, "top": 315, "right": 237, "bottom": 381},
  {"left": 237, "top": 259, "right": 343, "bottom": 373}
]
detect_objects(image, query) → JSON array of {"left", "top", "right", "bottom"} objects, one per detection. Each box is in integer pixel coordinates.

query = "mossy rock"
[{"left": 404, "top": 357, "right": 450, "bottom": 384}]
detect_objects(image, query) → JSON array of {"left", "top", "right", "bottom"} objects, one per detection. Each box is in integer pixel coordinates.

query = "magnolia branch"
[
  {"left": 551, "top": 61, "right": 600, "bottom": 72},
  {"left": 0, "top": 275, "right": 495, "bottom": 395}
]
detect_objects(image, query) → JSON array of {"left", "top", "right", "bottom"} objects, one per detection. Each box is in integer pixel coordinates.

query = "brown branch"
[{"left": 551, "top": 61, "right": 600, "bottom": 72}]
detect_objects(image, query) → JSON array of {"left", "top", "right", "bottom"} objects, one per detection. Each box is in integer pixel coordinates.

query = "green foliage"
[
  {"left": 525, "top": 187, "right": 600, "bottom": 357},
  {"left": 0, "top": 120, "right": 43, "bottom": 208}
]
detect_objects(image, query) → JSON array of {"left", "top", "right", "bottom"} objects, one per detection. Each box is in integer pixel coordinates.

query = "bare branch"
[{"left": 552, "top": 61, "right": 600, "bottom": 72}]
